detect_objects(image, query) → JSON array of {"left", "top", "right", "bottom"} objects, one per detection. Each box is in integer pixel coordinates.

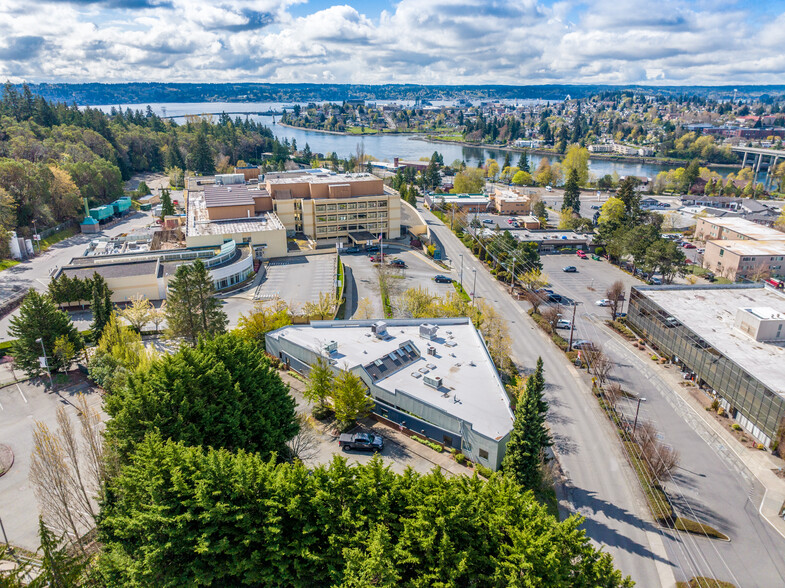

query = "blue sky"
[{"left": 0, "top": 0, "right": 784, "bottom": 85}]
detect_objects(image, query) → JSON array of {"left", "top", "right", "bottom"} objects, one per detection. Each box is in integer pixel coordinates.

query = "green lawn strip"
[
  {"left": 40, "top": 226, "right": 78, "bottom": 251},
  {"left": 673, "top": 517, "right": 729, "bottom": 541},
  {"left": 0, "top": 259, "right": 20, "bottom": 272},
  {"left": 452, "top": 281, "right": 471, "bottom": 302},
  {"left": 676, "top": 577, "right": 736, "bottom": 588},
  {"left": 411, "top": 435, "right": 443, "bottom": 453},
  {"left": 606, "top": 319, "right": 636, "bottom": 340},
  {"left": 335, "top": 256, "right": 346, "bottom": 319}
]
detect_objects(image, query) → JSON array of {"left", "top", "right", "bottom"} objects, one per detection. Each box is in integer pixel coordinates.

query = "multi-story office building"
[
  {"left": 627, "top": 284, "right": 785, "bottom": 446},
  {"left": 694, "top": 217, "right": 785, "bottom": 243},
  {"left": 703, "top": 240, "right": 785, "bottom": 281},
  {"left": 263, "top": 172, "right": 401, "bottom": 242},
  {"left": 266, "top": 318, "right": 514, "bottom": 469}
]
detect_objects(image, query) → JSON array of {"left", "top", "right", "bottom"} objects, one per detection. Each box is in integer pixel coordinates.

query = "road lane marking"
[{"left": 16, "top": 383, "right": 27, "bottom": 403}]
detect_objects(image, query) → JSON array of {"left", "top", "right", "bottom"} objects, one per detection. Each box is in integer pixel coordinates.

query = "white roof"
[
  {"left": 640, "top": 285, "right": 785, "bottom": 396},
  {"left": 702, "top": 217, "right": 785, "bottom": 241},
  {"left": 269, "top": 318, "right": 514, "bottom": 440}
]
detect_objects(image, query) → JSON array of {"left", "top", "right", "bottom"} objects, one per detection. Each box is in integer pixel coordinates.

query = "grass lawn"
[
  {"left": 0, "top": 259, "right": 20, "bottom": 272},
  {"left": 40, "top": 226, "right": 78, "bottom": 251},
  {"left": 346, "top": 126, "right": 380, "bottom": 135}
]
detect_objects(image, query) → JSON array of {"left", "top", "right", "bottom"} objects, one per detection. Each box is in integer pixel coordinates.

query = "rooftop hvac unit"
[
  {"left": 323, "top": 340, "right": 338, "bottom": 354},
  {"left": 423, "top": 375, "right": 443, "bottom": 389},
  {"left": 419, "top": 323, "right": 438, "bottom": 340},
  {"left": 426, "top": 346, "right": 436, "bottom": 356},
  {"left": 371, "top": 321, "right": 388, "bottom": 338}
]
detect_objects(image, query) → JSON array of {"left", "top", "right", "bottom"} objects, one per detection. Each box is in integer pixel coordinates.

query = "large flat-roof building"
[
  {"left": 489, "top": 185, "right": 531, "bottom": 216},
  {"left": 628, "top": 284, "right": 785, "bottom": 446},
  {"left": 704, "top": 240, "right": 785, "bottom": 281},
  {"left": 694, "top": 217, "right": 785, "bottom": 243},
  {"left": 266, "top": 318, "right": 514, "bottom": 470}
]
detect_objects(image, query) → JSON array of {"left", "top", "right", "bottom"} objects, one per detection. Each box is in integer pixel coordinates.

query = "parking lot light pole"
[
  {"left": 471, "top": 269, "right": 477, "bottom": 304},
  {"left": 632, "top": 397, "right": 647, "bottom": 434},
  {"left": 459, "top": 254, "right": 464, "bottom": 289},
  {"left": 36, "top": 337, "right": 54, "bottom": 390}
]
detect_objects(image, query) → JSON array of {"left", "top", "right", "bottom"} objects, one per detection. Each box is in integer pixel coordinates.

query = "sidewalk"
[{"left": 617, "top": 330, "right": 785, "bottom": 539}]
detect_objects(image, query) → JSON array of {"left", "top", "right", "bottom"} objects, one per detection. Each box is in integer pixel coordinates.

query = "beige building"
[
  {"left": 490, "top": 186, "right": 531, "bottom": 215},
  {"left": 703, "top": 240, "right": 785, "bottom": 281},
  {"left": 264, "top": 172, "right": 401, "bottom": 242},
  {"left": 695, "top": 217, "right": 785, "bottom": 243}
]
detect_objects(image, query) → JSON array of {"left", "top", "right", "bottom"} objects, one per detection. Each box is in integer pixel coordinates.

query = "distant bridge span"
[
  {"left": 162, "top": 110, "right": 284, "bottom": 119},
  {"left": 730, "top": 146, "right": 785, "bottom": 191}
]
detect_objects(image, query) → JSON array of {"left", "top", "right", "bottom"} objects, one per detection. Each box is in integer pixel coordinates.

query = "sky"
[{"left": 1, "top": 0, "right": 784, "bottom": 86}]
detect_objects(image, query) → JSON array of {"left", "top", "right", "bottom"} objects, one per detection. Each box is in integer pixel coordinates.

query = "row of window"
[
  {"left": 314, "top": 200, "right": 387, "bottom": 212},
  {"left": 741, "top": 256, "right": 785, "bottom": 262},
  {"left": 316, "top": 212, "right": 387, "bottom": 223},
  {"left": 316, "top": 222, "right": 387, "bottom": 234}
]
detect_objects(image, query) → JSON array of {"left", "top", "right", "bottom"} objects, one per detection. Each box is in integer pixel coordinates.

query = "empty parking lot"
[{"left": 255, "top": 254, "right": 337, "bottom": 310}]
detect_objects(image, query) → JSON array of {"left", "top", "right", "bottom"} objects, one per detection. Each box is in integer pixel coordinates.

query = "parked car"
[
  {"left": 338, "top": 433, "right": 384, "bottom": 452},
  {"left": 389, "top": 258, "right": 406, "bottom": 268},
  {"left": 576, "top": 251, "right": 588, "bottom": 259},
  {"left": 482, "top": 218, "right": 494, "bottom": 224},
  {"left": 595, "top": 299, "right": 611, "bottom": 307},
  {"left": 370, "top": 254, "right": 386, "bottom": 262},
  {"left": 562, "top": 266, "right": 577, "bottom": 273},
  {"left": 556, "top": 319, "right": 572, "bottom": 330},
  {"left": 344, "top": 246, "right": 361, "bottom": 253},
  {"left": 591, "top": 204, "right": 600, "bottom": 209},
  {"left": 705, "top": 272, "right": 716, "bottom": 283},
  {"left": 572, "top": 340, "right": 597, "bottom": 351},
  {"left": 366, "top": 245, "right": 380, "bottom": 253},
  {"left": 434, "top": 275, "right": 453, "bottom": 283},
  {"left": 697, "top": 248, "right": 705, "bottom": 254},
  {"left": 548, "top": 293, "right": 571, "bottom": 305},
  {"left": 591, "top": 254, "right": 601, "bottom": 261},
  {"left": 648, "top": 277, "right": 663, "bottom": 285},
  {"left": 545, "top": 185, "right": 553, "bottom": 192},
  {"left": 682, "top": 242, "right": 696, "bottom": 249}
]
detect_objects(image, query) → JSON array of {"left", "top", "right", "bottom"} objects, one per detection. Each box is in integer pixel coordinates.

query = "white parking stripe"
[{"left": 16, "top": 384, "right": 27, "bottom": 403}]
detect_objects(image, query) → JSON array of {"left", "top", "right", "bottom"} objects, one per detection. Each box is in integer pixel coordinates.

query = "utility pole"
[
  {"left": 509, "top": 258, "right": 516, "bottom": 294},
  {"left": 459, "top": 254, "right": 464, "bottom": 289},
  {"left": 567, "top": 302, "right": 581, "bottom": 351},
  {"left": 632, "top": 397, "right": 647, "bottom": 434},
  {"left": 36, "top": 337, "right": 54, "bottom": 390},
  {"left": 471, "top": 269, "right": 477, "bottom": 305}
]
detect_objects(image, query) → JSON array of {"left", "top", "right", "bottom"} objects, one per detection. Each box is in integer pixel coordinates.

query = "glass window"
[
  {"left": 315, "top": 204, "right": 326, "bottom": 212},
  {"left": 326, "top": 204, "right": 337, "bottom": 211},
  {"left": 347, "top": 203, "right": 357, "bottom": 210},
  {"left": 378, "top": 211, "right": 387, "bottom": 218},
  {"left": 338, "top": 203, "right": 347, "bottom": 210},
  {"left": 356, "top": 202, "right": 366, "bottom": 209},
  {"left": 338, "top": 214, "right": 347, "bottom": 221},
  {"left": 479, "top": 448, "right": 489, "bottom": 460},
  {"left": 367, "top": 201, "right": 377, "bottom": 208},
  {"left": 377, "top": 200, "right": 387, "bottom": 208}
]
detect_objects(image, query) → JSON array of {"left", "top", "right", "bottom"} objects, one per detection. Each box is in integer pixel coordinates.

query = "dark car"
[
  {"left": 548, "top": 293, "right": 572, "bottom": 305},
  {"left": 339, "top": 433, "right": 384, "bottom": 452},
  {"left": 344, "top": 246, "right": 361, "bottom": 254},
  {"left": 572, "top": 340, "right": 597, "bottom": 351},
  {"left": 434, "top": 275, "right": 453, "bottom": 283},
  {"left": 366, "top": 245, "right": 381, "bottom": 253},
  {"left": 562, "top": 266, "right": 577, "bottom": 273},
  {"left": 389, "top": 258, "right": 406, "bottom": 268}
]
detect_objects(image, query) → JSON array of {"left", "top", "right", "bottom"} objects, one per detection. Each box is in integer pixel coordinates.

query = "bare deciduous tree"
[
  {"left": 540, "top": 306, "right": 561, "bottom": 334},
  {"left": 523, "top": 289, "right": 546, "bottom": 314},
  {"left": 605, "top": 382, "right": 623, "bottom": 408},
  {"left": 585, "top": 348, "right": 613, "bottom": 387},
  {"left": 354, "top": 297, "right": 375, "bottom": 320},
  {"left": 150, "top": 300, "right": 167, "bottom": 333},
  {"left": 607, "top": 280, "right": 625, "bottom": 320},
  {"left": 120, "top": 294, "right": 153, "bottom": 332},
  {"left": 286, "top": 414, "right": 320, "bottom": 463},
  {"left": 635, "top": 422, "right": 680, "bottom": 479},
  {"left": 29, "top": 396, "right": 104, "bottom": 552}
]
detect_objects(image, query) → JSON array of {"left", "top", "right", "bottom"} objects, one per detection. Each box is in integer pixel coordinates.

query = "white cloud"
[{"left": 0, "top": 0, "right": 782, "bottom": 85}]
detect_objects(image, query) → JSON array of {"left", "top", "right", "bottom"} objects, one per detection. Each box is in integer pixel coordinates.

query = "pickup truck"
[{"left": 338, "top": 432, "right": 384, "bottom": 452}]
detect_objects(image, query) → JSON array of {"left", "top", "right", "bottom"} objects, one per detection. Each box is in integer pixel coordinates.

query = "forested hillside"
[{"left": 0, "top": 83, "right": 289, "bottom": 252}]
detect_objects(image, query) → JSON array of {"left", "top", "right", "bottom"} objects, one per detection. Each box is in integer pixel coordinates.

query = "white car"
[
  {"left": 595, "top": 299, "right": 612, "bottom": 307},
  {"left": 556, "top": 319, "right": 572, "bottom": 330}
]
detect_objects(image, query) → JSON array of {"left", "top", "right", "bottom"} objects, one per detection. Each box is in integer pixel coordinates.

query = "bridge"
[
  {"left": 731, "top": 146, "right": 785, "bottom": 191},
  {"left": 162, "top": 110, "right": 284, "bottom": 120}
]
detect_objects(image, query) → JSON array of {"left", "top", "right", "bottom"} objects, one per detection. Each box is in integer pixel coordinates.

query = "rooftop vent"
[
  {"left": 410, "top": 372, "right": 422, "bottom": 379},
  {"left": 427, "top": 346, "right": 436, "bottom": 356},
  {"left": 419, "top": 323, "right": 438, "bottom": 340},
  {"left": 371, "top": 321, "right": 388, "bottom": 338},
  {"left": 323, "top": 340, "right": 338, "bottom": 354},
  {"left": 423, "top": 375, "right": 443, "bottom": 389}
]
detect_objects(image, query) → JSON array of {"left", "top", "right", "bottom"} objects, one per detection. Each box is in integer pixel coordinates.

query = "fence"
[{"left": 38, "top": 220, "right": 77, "bottom": 239}]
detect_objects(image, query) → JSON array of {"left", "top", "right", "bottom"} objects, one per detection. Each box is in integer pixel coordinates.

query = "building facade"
[
  {"left": 694, "top": 217, "right": 785, "bottom": 243},
  {"left": 703, "top": 240, "right": 785, "bottom": 281},
  {"left": 627, "top": 285, "right": 785, "bottom": 446}
]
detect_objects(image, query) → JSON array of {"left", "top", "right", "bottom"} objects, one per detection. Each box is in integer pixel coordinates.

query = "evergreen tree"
[
  {"left": 562, "top": 168, "right": 581, "bottom": 214},
  {"left": 166, "top": 133, "right": 185, "bottom": 170},
  {"left": 165, "top": 259, "right": 228, "bottom": 344},
  {"left": 160, "top": 188, "right": 175, "bottom": 217},
  {"left": 90, "top": 273, "right": 113, "bottom": 341},
  {"left": 190, "top": 130, "right": 215, "bottom": 175},
  {"left": 518, "top": 152, "right": 530, "bottom": 173},
  {"left": 617, "top": 177, "right": 641, "bottom": 224},
  {"left": 503, "top": 152, "right": 511, "bottom": 170},
  {"left": 9, "top": 290, "right": 83, "bottom": 377},
  {"left": 502, "top": 357, "right": 552, "bottom": 492},
  {"left": 104, "top": 333, "right": 298, "bottom": 460}
]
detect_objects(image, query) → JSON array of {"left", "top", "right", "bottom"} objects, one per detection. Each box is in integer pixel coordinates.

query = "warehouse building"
[
  {"left": 266, "top": 318, "right": 514, "bottom": 470},
  {"left": 627, "top": 284, "right": 785, "bottom": 447}
]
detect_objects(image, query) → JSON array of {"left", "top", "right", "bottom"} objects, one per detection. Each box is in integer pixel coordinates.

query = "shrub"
[
  {"left": 717, "top": 407, "right": 726, "bottom": 417},
  {"left": 454, "top": 452, "right": 467, "bottom": 465},
  {"left": 710, "top": 399, "right": 720, "bottom": 411},
  {"left": 651, "top": 355, "right": 659, "bottom": 361},
  {"left": 476, "top": 464, "right": 494, "bottom": 479},
  {"left": 312, "top": 404, "right": 333, "bottom": 420},
  {"left": 673, "top": 517, "right": 729, "bottom": 541},
  {"left": 411, "top": 435, "right": 444, "bottom": 453},
  {"left": 731, "top": 423, "right": 742, "bottom": 431},
  {"left": 594, "top": 247, "right": 604, "bottom": 256},
  {"left": 757, "top": 443, "right": 765, "bottom": 451}
]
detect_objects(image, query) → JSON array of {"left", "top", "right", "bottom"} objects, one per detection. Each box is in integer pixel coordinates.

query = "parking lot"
[
  {"left": 340, "top": 248, "right": 455, "bottom": 319},
  {"left": 255, "top": 254, "right": 337, "bottom": 311},
  {"left": 0, "top": 379, "right": 104, "bottom": 551}
]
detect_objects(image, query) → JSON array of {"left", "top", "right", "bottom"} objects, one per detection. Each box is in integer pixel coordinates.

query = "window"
[
  {"left": 443, "top": 434, "right": 453, "bottom": 446},
  {"left": 377, "top": 200, "right": 387, "bottom": 207},
  {"left": 326, "top": 204, "right": 336, "bottom": 211},
  {"left": 315, "top": 204, "right": 326, "bottom": 212},
  {"left": 347, "top": 203, "right": 357, "bottom": 210},
  {"left": 478, "top": 448, "right": 489, "bottom": 460},
  {"left": 356, "top": 202, "right": 366, "bottom": 209},
  {"left": 338, "top": 203, "right": 347, "bottom": 210}
]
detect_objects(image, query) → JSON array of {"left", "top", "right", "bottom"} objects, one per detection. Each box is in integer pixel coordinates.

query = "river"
[{"left": 92, "top": 101, "right": 709, "bottom": 179}]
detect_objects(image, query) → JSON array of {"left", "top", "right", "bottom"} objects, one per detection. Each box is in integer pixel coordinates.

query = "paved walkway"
[{"left": 621, "top": 332, "right": 785, "bottom": 540}]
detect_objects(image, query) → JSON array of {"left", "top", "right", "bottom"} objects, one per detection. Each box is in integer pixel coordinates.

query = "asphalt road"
[
  {"left": 542, "top": 255, "right": 785, "bottom": 586},
  {"left": 419, "top": 205, "right": 670, "bottom": 587}
]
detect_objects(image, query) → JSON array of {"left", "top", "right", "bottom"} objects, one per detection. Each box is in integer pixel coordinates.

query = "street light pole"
[
  {"left": 471, "top": 269, "right": 477, "bottom": 305},
  {"left": 509, "top": 258, "right": 516, "bottom": 294},
  {"left": 459, "top": 254, "right": 464, "bottom": 289},
  {"left": 36, "top": 337, "right": 54, "bottom": 390},
  {"left": 632, "top": 397, "right": 647, "bottom": 434}
]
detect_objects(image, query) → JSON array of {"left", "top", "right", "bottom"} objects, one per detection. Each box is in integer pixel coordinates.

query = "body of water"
[{"left": 92, "top": 101, "right": 718, "bottom": 179}]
